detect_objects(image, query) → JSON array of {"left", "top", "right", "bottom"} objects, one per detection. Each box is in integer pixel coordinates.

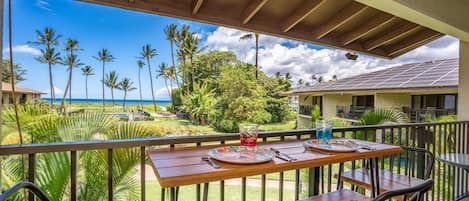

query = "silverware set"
[
  {"left": 201, "top": 156, "right": 220, "bottom": 169},
  {"left": 270, "top": 148, "right": 298, "bottom": 162}
]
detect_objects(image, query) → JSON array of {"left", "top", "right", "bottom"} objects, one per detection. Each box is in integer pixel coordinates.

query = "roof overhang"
[
  {"left": 281, "top": 85, "right": 458, "bottom": 96},
  {"left": 79, "top": 0, "right": 444, "bottom": 59}
]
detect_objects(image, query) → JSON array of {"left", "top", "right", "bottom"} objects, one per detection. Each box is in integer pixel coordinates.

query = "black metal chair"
[
  {"left": 298, "top": 179, "right": 434, "bottom": 201},
  {"left": 0, "top": 181, "right": 51, "bottom": 201},
  {"left": 337, "top": 146, "right": 434, "bottom": 197}
]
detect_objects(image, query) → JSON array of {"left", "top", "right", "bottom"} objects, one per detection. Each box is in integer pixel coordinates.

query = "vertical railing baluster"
[
  {"left": 28, "top": 153, "right": 36, "bottom": 201},
  {"left": 71, "top": 151, "right": 77, "bottom": 201},
  {"left": 108, "top": 148, "right": 113, "bottom": 201},
  {"left": 161, "top": 189, "right": 165, "bottom": 201},
  {"left": 140, "top": 146, "right": 146, "bottom": 201},
  {"left": 295, "top": 170, "right": 300, "bottom": 201},
  {"left": 327, "top": 165, "right": 332, "bottom": 192},
  {"left": 437, "top": 124, "right": 442, "bottom": 201},
  {"left": 220, "top": 141, "right": 225, "bottom": 201},
  {"left": 242, "top": 177, "right": 246, "bottom": 201},
  {"left": 390, "top": 128, "right": 394, "bottom": 173},
  {"left": 261, "top": 137, "right": 267, "bottom": 201},
  {"left": 397, "top": 127, "right": 402, "bottom": 174},
  {"left": 279, "top": 172, "right": 284, "bottom": 201},
  {"left": 380, "top": 128, "right": 385, "bottom": 170},
  {"left": 443, "top": 123, "right": 448, "bottom": 200},
  {"left": 197, "top": 142, "right": 202, "bottom": 201}
]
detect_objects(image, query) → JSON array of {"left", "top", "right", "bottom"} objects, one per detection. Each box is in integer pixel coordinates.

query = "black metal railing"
[
  {"left": 402, "top": 108, "right": 457, "bottom": 122},
  {"left": 0, "top": 121, "right": 468, "bottom": 201},
  {"left": 299, "top": 105, "right": 314, "bottom": 116},
  {"left": 336, "top": 105, "right": 374, "bottom": 119}
]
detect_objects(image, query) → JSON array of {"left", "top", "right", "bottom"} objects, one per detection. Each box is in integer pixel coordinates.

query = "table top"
[
  {"left": 148, "top": 139, "right": 402, "bottom": 188},
  {"left": 439, "top": 153, "right": 469, "bottom": 170}
]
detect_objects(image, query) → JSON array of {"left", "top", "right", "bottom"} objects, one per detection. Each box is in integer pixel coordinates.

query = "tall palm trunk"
[
  {"left": 169, "top": 78, "right": 173, "bottom": 109},
  {"left": 85, "top": 75, "right": 89, "bottom": 103},
  {"left": 255, "top": 33, "right": 259, "bottom": 79},
  {"left": 163, "top": 78, "right": 170, "bottom": 102},
  {"left": 111, "top": 87, "right": 115, "bottom": 105},
  {"left": 138, "top": 67, "right": 143, "bottom": 110},
  {"left": 48, "top": 63, "right": 55, "bottom": 106},
  {"left": 68, "top": 68, "right": 72, "bottom": 112},
  {"left": 102, "top": 61, "right": 105, "bottom": 112},
  {"left": 170, "top": 41, "right": 180, "bottom": 89},
  {"left": 123, "top": 90, "right": 127, "bottom": 112},
  {"left": 60, "top": 67, "right": 73, "bottom": 114},
  {"left": 190, "top": 56, "right": 195, "bottom": 91},
  {"left": 147, "top": 58, "right": 157, "bottom": 112}
]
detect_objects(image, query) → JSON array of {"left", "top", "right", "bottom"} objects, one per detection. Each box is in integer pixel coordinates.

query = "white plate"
[
  {"left": 208, "top": 146, "right": 273, "bottom": 164},
  {"left": 303, "top": 139, "right": 360, "bottom": 152}
]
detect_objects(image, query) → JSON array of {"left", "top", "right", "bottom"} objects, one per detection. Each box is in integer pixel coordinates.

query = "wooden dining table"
[{"left": 148, "top": 139, "right": 402, "bottom": 201}]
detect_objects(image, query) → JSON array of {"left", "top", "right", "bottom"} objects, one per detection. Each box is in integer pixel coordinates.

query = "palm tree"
[
  {"left": 136, "top": 60, "right": 145, "bottom": 109},
  {"left": 35, "top": 48, "right": 61, "bottom": 107},
  {"left": 103, "top": 71, "right": 120, "bottom": 106},
  {"left": 275, "top": 72, "right": 281, "bottom": 79},
  {"left": 332, "top": 75, "right": 338, "bottom": 81},
  {"left": 60, "top": 54, "right": 83, "bottom": 113},
  {"left": 164, "top": 23, "right": 180, "bottom": 89},
  {"left": 240, "top": 32, "right": 260, "bottom": 79},
  {"left": 81, "top": 66, "right": 94, "bottom": 103},
  {"left": 298, "top": 79, "right": 304, "bottom": 86},
  {"left": 94, "top": 48, "right": 115, "bottom": 112},
  {"left": 285, "top": 72, "right": 292, "bottom": 81},
  {"left": 117, "top": 78, "right": 137, "bottom": 111},
  {"left": 64, "top": 38, "right": 83, "bottom": 107},
  {"left": 177, "top": 25, "right": 191, "bottom": 89},
  {"left": 167, "top": 66, "right": 176, "bottom": 105},
  {"left": 30, "top": 27, "right": 62, "bottom": 106},
  {"left": 181, "top": 34, "right": 205, "bottom": 91},
  {"left": 139, "top": 44, "right": 158, "bottom": 112},
  {"left": 318, "top": 76, "right": 324, "bottom": 84},
  {"left": 157, "top": 62, "right": 170, "bottom": 101}
]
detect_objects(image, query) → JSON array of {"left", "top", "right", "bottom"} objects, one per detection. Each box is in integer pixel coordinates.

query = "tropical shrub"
[{"left": 2, "top": 112, "right": 151, "bottom": 201}]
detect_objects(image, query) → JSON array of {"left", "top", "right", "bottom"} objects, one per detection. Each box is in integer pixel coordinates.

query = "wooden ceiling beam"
[
  {"left": 386, "top": 30, "right": 442, "bottom": 56},
  {"left": 341, "top": 14, "right": 395, "bottom": 45},
  {"left": 281, "top": 0, "right": 325, "bottom": 33},
  {"left": 191, "top": 0, "right": 204, "bottom": 15},
  {"left": 364, "top": 23, "right": 421, "bottom": 51},
  {"left": 241, "top": 0, "right": 269, "bottom": 24},
  {"left": 313, "top": 3, "right": 368, "bottom": 40}
]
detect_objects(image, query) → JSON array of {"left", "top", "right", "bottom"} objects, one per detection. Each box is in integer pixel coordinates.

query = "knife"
[{"left": 270, "top": 148, "right": 297, "bottom": 161}]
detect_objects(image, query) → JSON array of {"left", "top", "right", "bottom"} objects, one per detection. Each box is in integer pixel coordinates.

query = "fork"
[{"left": 201, "top": 156, "right": 220, "bottom": 169}]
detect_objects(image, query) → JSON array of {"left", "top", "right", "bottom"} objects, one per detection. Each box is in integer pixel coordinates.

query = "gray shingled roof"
[{"left": 291, "top": 58, "right": 458, "bottom": 94}]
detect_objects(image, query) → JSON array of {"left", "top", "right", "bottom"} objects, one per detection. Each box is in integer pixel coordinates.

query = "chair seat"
[
  {"left": 339, "top": 168, "right": 427, "bottom": 193},
  {"left": 298, "top": 189, "right": 371, "bottom": 201}
]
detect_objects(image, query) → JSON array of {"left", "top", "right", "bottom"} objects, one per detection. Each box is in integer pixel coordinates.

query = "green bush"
[
  {"left": 212, "top": 119, "right": 238, "bottom": 133},
  {"left": 171, "top": 88, "right": 182, "bottom": 107},
  {"left": 165, "top": 104, "right": 173, "bottom": 112},
  {"left": 250, "top": 110, "right": 272, "bottom": 124}
]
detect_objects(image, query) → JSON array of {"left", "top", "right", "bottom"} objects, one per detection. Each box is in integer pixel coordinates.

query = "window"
[
  {"left": 411, "top": 94, "right": 457, "bottom": 110},
  {"left": 352, "top": 95, "right": 374, "bottom": 107}
]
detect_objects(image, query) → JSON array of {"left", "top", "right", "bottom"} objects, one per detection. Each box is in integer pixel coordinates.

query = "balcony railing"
[
  {"left": 0, "top": 121, "right": 468, "bottom": 201},
  {"left": 336, "top": 106, "right": 374, "bottom": 119},
  {"left": 402, "top": 108, "right": 457, "bottom": 122},
  {"left": 299, "top": 105, "right": 314, "bottom": 116}
]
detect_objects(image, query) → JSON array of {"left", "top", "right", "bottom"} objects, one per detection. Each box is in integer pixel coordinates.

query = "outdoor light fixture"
[{"left": 345, "top": 52, "right": 358, "bottom": 60}]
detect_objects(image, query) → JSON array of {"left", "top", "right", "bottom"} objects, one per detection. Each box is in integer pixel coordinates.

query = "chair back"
[
  {"left": 400, "top": 146, "right": 435, "bottom": 180},
  {"left": 0, "top": 181, "right": 51, "bottom": 201},
  {"left": 373, "top": 179, "right": 433, "bottom": 201}
]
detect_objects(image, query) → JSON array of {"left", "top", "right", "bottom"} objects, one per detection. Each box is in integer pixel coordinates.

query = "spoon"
[{"left": 201, "top": 156, "right": 220, "bottom": 169}]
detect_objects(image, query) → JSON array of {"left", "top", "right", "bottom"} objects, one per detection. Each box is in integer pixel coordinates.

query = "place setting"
[{"left": 201, "top": 121, "right": 377, "bottom": 169}]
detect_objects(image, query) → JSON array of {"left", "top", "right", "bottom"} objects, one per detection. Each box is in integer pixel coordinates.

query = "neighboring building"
[
  {"left": 1, "top": 82, "right": 45, "bottom": 104},
  {"left": 284, "top": 59, "right": 459, "bottom": 128}
]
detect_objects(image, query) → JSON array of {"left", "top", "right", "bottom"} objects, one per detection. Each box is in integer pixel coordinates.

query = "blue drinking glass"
[{"left": 316, "top": 121, "right": 332, "bottom": 142}]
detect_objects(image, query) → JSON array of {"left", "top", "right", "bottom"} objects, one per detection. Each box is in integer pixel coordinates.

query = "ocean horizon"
[{"left": 42, "top": 98, "right": 171, "bottom": 106}]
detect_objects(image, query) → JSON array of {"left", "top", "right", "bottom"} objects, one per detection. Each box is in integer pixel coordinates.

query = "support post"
[
  {"left": 416, "top": 125, "right": 426, "bottom": 179},
  {"left": 0, "top": 0, "right": 4, "bottom": 193},
  {"left": 459, "top": 41, "right": 469, "bottom": 121},
  {"left": 308, "top": 167, "right": 320, "bottom": 196}
]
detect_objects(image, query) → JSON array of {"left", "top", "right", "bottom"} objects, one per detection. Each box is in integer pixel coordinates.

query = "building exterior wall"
[
  {"left": 1, "top": 92, "right": 41, "bottom": 105},
  {"left": 459, "top": 41, "right": 469, "bottom": 120},
  {"left": 374, "top": 93, "right": 412, "bottom": 109},
  {"left": 298, "top": 95, "right": 312, "bottom": 129},
  {"left": 323, "top": 94, "right": 353, "bottom": 119}
]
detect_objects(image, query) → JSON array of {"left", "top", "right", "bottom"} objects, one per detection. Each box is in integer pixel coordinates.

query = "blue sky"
[
  {"left": 2, "top": 0, "right": 217, "bottom": 100},
  {"left": 2, "top": 1, "right": 459, "bottom": 100}
]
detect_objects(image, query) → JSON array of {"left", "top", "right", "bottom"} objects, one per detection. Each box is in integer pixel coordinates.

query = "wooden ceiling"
[{"left": 80, "top": 0, "right": 444, "bottom": 59}]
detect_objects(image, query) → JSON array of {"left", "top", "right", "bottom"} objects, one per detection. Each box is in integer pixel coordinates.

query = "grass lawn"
[{"left": 145, "top": 181, "right": 298, "bottom": 201}]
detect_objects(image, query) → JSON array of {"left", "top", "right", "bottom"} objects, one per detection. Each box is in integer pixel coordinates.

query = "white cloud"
[
  {"left": 35, "top": 0, "right": 52, "bottom": 11},
  {"left": 204, "top": 27, "right": 459, "bottom": 85},
  {"left": 155, "top": 86, "right": 177, "bottom": 100},
  {"left": 3, "top": 45, "right": 41, "bottom": 56}
]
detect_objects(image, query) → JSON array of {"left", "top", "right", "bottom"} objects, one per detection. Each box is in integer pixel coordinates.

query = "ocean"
[{"left": 42, "top": 98, "right": 171, "bottom": 106}]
